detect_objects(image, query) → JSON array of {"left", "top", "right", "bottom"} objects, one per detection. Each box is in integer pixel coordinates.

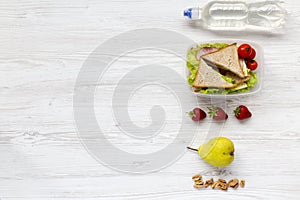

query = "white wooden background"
[{"left": 1, "top": 0, "right": 300, "bottom": 199}]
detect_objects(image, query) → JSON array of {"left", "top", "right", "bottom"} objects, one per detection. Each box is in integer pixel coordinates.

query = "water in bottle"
[{"left": 183, "top": 1, "right": 287, "bottom": 32}]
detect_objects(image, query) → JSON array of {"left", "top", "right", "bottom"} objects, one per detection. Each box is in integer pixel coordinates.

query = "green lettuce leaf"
[
  {"left": 221, "top": 75, "right": 234, "bottom": 84},
  {"left": 198, "top": 43, "right": 229, "bottom": 49},
  {"left": 198, "top": 88, "right": 223, "bottom": 94},
  {"left": 246, "top": 72, "right": 258, "bottom": 88}
]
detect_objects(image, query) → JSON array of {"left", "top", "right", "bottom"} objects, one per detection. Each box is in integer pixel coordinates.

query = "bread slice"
[
  {"left": 201, "top": 43, "right": 245, "bottom": 78},
  {"left": 193, "top": 59, "right": 235, "bottom": 88},
  {"left": 225, "top": 72, "right": 250, "bottom": 85}
]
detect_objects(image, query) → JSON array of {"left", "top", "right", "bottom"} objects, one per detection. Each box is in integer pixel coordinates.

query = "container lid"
[
  {"left": 183, "top": 8, "right": 193, "bottom": 19},
  {"left": 184, "top": 8, "right": 202, "bottom": 20}
]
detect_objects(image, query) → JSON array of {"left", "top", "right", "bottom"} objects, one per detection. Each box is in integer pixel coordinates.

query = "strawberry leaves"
[{"left": 208, "top": 106, "right": 228, "bottom": 121}]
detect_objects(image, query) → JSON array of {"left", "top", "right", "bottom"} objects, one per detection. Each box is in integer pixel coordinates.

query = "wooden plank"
[{"left": 0, "top": 0, "right": 299, "bottom": 199}]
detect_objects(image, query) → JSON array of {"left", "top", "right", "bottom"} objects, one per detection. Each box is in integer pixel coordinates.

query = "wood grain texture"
[{"left": 0, "top": 0, "right": 300, "bottom": 199}]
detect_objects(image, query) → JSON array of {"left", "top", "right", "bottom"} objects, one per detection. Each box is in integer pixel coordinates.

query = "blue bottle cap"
[{"left": 183, "top": 8, "right": 192, "bottom": 19}]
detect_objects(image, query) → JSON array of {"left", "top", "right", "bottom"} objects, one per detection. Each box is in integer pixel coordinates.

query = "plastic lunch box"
[{"left": 187, "top": 39, "right": 264, "bottom": 98}]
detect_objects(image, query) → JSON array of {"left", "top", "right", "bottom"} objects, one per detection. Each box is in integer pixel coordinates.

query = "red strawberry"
[
  {"left": 189, "top": 108, "right": 206, "bottom": 122},
  {"left": 234, "top": 105, "right": 252, "bottom": 120},
  {"left": 208, "top": 106, "right": 228, "bottom": 121}
]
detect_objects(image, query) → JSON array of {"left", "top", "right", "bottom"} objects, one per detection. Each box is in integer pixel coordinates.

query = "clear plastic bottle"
[{"left": 183, "top": 1, "right": 287, "bottom": 32}]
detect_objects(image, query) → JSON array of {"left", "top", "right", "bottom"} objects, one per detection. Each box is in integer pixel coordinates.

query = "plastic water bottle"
[{"left": 183, "top": 1, "right": 287, "bottom": 32}]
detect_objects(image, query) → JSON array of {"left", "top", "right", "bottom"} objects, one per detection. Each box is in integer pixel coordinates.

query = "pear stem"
[{"left": 187, "top": 147, "right": 198, "bottom": 152}]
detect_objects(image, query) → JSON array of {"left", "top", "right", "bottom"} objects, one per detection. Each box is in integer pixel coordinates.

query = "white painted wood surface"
[{"left": 1, "top": 0, "right": 300, "bottom": 199}]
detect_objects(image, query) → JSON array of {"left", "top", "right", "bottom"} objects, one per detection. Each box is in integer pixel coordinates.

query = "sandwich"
[
  {"left": 201, "top": 43, "right": 245, "bottom": 78},
  {"left": 193, "top": 59, "right": 235, "bottom": 88},
  {"left": 187, "top": 42, "right": 258, "bottom": 94}
]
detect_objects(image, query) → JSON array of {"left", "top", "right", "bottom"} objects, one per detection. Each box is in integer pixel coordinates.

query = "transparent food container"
[{"left": 186, "top": 40, "right": 264, "bottom": 98}]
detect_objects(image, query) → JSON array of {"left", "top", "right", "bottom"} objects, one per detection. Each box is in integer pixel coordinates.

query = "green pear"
[{"left": 187, "top": 137, "right": 234, "bottom": 168}]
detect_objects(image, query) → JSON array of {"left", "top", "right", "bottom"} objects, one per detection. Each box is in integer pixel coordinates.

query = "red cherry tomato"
[
  {"left": 247, "top": 60, "right": 258, "bottom": 71},
  {"left": 247, "top": 48, "right": 256, "bottom": 60},
  {"left": 238, "top": 44, "right": 252, "bottom": 59}
]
